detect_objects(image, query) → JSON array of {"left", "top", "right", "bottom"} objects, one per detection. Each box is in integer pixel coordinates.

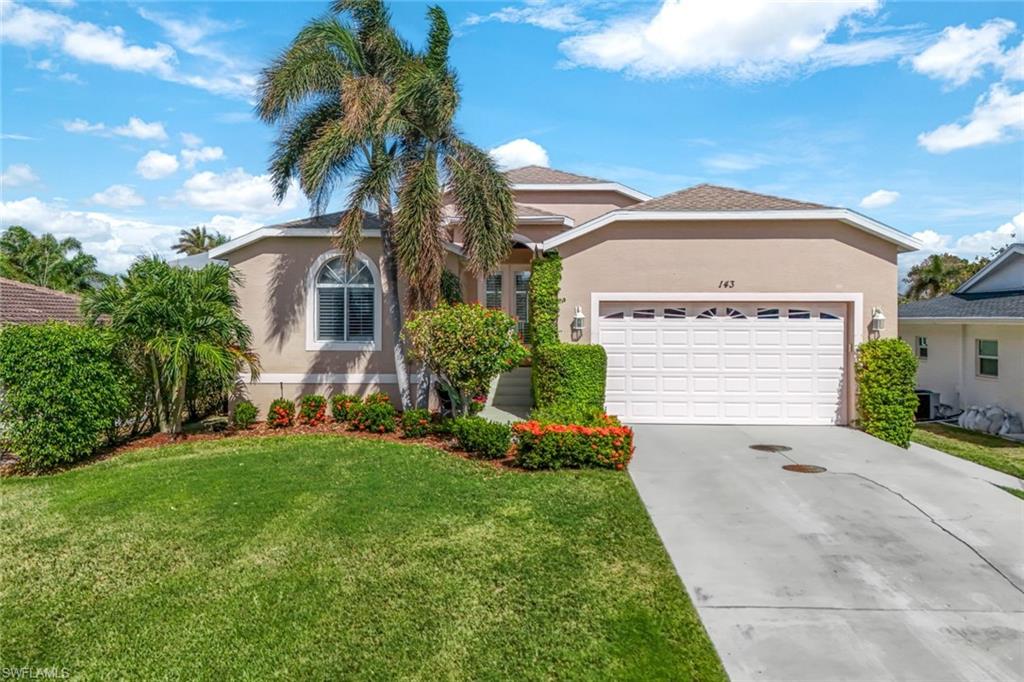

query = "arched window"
[{"left": 306, "top": 251, "right": 381, "bottom": 351}]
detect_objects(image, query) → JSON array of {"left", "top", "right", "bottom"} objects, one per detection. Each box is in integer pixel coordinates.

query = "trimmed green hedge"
[
  {"left": 527, "top": 251, "right": 562, "bottom": 347},
  {"left": 532, "top": 343, "right": 607, "bottom": 410},
  {"left": 855, "top": 338, "right": 918, "bottom": 448},
  {"left": 0, "top": 323, "right": 133, "bottom": 470}
]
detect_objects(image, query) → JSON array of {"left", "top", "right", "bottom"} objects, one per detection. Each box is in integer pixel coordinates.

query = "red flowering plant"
[
  {"left": 363, "top": 391, "right": 392, "bottom": 407},
  {"left": 330, "top": 393, "right": 361, "bottom": 422},
  {"left": 400, "top": 408, "right": 433, "bottom": 438},
  {"left": 513, "top": 417, "right": 634, "bottom": 471},
  {"left": 298, "top": 394, "right": 327, "bottom": 426},
  {"left": 347, "top": 401, "right": 397, "bottom": 433},
  {"left": 267, "top": 398, "right": 295, "bottom": 429}
]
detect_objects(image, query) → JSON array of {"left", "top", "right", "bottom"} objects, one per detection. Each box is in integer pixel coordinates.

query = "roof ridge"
[
  {"left": 0, "top": 277, "right": 82, "bottom": 300},
  {"left": 625, "top": 182, "right": 830, "bottom": 211}
]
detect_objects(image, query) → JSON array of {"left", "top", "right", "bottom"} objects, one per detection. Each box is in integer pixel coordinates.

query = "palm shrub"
[
  {"left": 0, "top": 323, "right": 133, "bottom": 470},
  {"left": 232, "top": 401, "right": 259, "bottom": 429},
  {"left": 855, "top": 338, "right": 919, "bottom": 447},
  {"left": 256, "top": 0, "right": 517, "bottom": 409},
  {"left": 298, "top": 395, "right": 328, "bottom": 426},
  {"left": 404, "top": 303, "right": 528, "bottom": 416},
  {"left": 331, "top": 394, "right": 362, "bottom": 421}
]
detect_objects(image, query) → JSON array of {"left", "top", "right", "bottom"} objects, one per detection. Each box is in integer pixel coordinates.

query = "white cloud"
[
  {"left": 181, "top": 146, "right": 225, "bottom": 169},
  {"left": 180, "top": 132, "right": 202, "bottom": 148},
  {"left": 859, "top": 189, "right": 900, "bottom": 208},
  {"left": 911, "top": 19, "right": 1021, "bottom": 87},
  {"left": 206, "top": 214, "right": 262, "bottom": 237},
  {"left": 0, "top": 133, "right": 37, "bottom": 141},
  {"left": 90, "top": 184, "right": 145, "bottom": 208},
  {"left": 489, "top": 138, "right": 550, "bottom": 170},
  {"left": 555, "top": 0, "right": 916, "bottom": 80},
  {"left": 0, "top": 164, "right": 39, "bottom": 187},
  {"left": 175, "top": 168, "right": 300, "bottom": 214},
  {"left": 900, "top": 211, "right": 1022, "bottom": 278},
  {"left": 112, "top": 117, "right": 167, "bottom": 141},
  {"left": 136, "top": 150, "right": 179, "bottom": 180},
  {"left": 917, "top": 83, "right": 1024, "bottom": 153},
  {"left": 63, "top": 118, "right": 105, "bottom": 133},
  {"left": 466, "top": 2, "right": 595, "bottom": 32},
  {"left": 702, "top": 152, "right": 770, "bottom": 173}
]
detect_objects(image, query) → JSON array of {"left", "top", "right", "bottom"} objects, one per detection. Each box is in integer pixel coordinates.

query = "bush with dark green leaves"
[
  {"left": 298, "top": 394, "right": 328, "bottom": 426},
  {"left": 528, "top": 252, "right": 562, "bottom": 347},
  {"left": 440, "top": 269, "right": 463, "bottom": 305},
  {"left": 530, "top": 404, "right": 621, "bottom": 427},
  {"left": 331, "top": 393, "right": 361, "bottom": 421},
  {"left": 364, "top": 391, "right": 392, "bottom": 406},
  {"left": 348, "top": 401, "right": 397, "bottom": 433},
  {"left": 532, "top": 343, "right": 607, "bottom": 410},
  {"left": 451, "top": 417, "right": 511, "bottom": 459},
  {"left": 855, "top": 338, "right": 919, "bottom": 448},
  {"left": 268, "top": 398, "right": 295, "bottom": 428},
  {"left": 0, "top": 323, "right": 132, "bottom": 471},
  {"left": 232, "top": 400, "right": 258, "bottom": 429},
  {"left": 401, "top": 408, "right": 433, "bottom": 438}
]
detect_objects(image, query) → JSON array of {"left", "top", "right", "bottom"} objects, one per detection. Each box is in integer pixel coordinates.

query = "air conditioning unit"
[{"left": 915, "top": 390, "right": 940, "bottom": 421}]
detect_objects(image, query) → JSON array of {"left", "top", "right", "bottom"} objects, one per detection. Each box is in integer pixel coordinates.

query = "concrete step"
[{"left": 489, "top": 367, "right": 534, "bottom": 411}]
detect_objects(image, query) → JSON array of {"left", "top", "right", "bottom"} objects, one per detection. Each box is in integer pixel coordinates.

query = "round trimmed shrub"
[
  {"left": 331, "top": 394, "right": 361, "bottom": 422},
  {"left": 401, "top": 408, "right": 433, "bottom": 438},
  {"left": 298, "top": 394, "right": 328, "bottom": 426},
  {"left": 348, "top": 402, "right": 397, "bottom": 433},
  {"left": 232, "top": 401, "right": 258, "bottom": 429},
  {"left": 855, "top": 338, "right": 918, "bottom": 448},
  {"left": 267, "top": 398, "right": 295, "bottom": 428},
  {"left": 451, "top": 417, "right": 511, "bottom": 459}
]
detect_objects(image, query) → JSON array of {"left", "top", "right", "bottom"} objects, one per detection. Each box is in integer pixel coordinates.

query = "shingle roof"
[
  {"left": 515, "top": 203, "right": 566, "bottom": 219},
  {"left": 504, "top": 165, "right": 608, "bottom": 184},
  {"left": 624, "top": 183, "right": 830, "bottom": 212},
  {"left": 0, "top": 278, "right": 83, "bottom": 325},
  {"left": 266, "top": 211, "right": 383, "bottom": 230},
  {"left": 899, "top": 290, "right": 1024, "bottom": 319}
]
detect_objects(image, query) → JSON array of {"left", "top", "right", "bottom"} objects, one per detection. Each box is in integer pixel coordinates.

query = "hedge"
[
  {"left": 513, "top": 421, "right": 634, "bottom": 470},
  {"left": 855, "top": 338, "right": 918, "bottom": 447},
  {"left": 451, "top": 416, "right": 511, "bottom": 459},
  {"left": 0, "top": 323, "right": 133, "bottom": 470},
  {"left": 532, "top": 343, "right": 607, "bottom": 410},
  {"left": 527, "top": 251, "right": 562, "bottom": 347}
]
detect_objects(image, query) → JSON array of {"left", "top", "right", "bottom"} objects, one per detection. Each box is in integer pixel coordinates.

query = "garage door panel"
[
  {"left": 662, "top": 402, "right": 689, "bottom": 417},
  {"left": 692, "top": 376, "right": 719, "bottom": 393},
  {"left": 693, "top": 330, "right": 719, "bottom": 346},
  {"left": 606, "top": 376, "right": 626, "bottom": 392},
  {"left": 630, "top": 330, "right": 657, "bottom": 346},
  {"left": 663, "top": 376, "right": 688, "bottom": 392},
  {"left": 600, "top": 329, "right": 626, "bottom": 345},
  {"left": 630, "top": 376, "right": 658, "bottom": 393},
  {"left": 723, "top": 353, "right": 750, "bottom": 369},
  {"left": 630, "top": 353, "right": 657, "bottom": 369},
  {"left": 693, "top": 353, "right": 719, "bottom": 369},
  {"left": 662, "top": 330, "right": 689, "bottom": 345},
  {"left": 606, "top": 352, "right": 626, "bottom": 369}
]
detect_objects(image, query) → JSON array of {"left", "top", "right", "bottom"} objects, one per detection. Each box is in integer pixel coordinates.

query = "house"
[
  {"left": 899, "top": 243, "right": 1024, "bottom": 419},
  {"left": 0, "top": 277, "right": 83, "bottom": 326},
  {"left": 210, "top": 166, "right": 921, "bottom": 425}
]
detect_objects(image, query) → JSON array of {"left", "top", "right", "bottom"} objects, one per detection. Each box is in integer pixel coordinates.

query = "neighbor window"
[
  {"left": 485, "top": 273, "right": 503, "bottom": 309},
  {"left": 977, "top": 339, "right": 998, "bottom": 377},
  {"left": 315, "top": 257, "right": 376, "bottom": 343},
  {"left": 916, "top": 336, "right": 928, "bottom": 359}
]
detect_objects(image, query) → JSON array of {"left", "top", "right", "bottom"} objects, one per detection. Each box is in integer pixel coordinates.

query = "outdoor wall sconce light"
[
  {"left": 870, "top": 307, "right": 886, "bottom": 334},
  {"left": 571, "top": 305, "right": 586, "bottom": 332}
]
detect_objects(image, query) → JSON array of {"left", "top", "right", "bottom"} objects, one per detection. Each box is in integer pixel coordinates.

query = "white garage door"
[{"left": 598, "top": 302, "right": 847, "bottom": 425}]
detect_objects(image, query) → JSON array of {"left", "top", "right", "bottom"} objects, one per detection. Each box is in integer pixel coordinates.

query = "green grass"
[
  {"left": 0, "top": 435, "right": 724, "bottom": 680},
  {"left": 912, "top": 423, "right": 1024, "bottom": 480}
]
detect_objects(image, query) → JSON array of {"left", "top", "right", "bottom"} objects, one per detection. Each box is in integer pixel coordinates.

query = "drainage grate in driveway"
[
  {"left": 750, "top": 444, "right": 792, "bottom": 453},
  {"left": 782, "top": 464, "right": 827, "bottom": 474}
]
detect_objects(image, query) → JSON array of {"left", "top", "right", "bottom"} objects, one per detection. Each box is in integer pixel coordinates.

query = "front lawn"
[
  {"left": 912, "top": 423, "right": 1024, "bottom": 480},
  {"left": 0, "top": 435, "right": 724, "bottom": 680}
]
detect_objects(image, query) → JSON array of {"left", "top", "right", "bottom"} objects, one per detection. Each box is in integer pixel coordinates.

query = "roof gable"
[
  {"left": 625, "top": 184, "right": 830, "bottom": 212},
  {"left": 956, "top": 244, "right": 1024, "bottom": 294}
]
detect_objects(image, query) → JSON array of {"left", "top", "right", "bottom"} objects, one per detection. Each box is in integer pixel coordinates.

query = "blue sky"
[{"left": 1, "top": 0, "right": 1022, "bottom": 275}]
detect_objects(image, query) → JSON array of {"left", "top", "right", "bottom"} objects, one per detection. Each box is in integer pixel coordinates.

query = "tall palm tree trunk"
[
  {"left": 377, "top": 207, "right": 413, "bottom": 410},
  {"left": 149, "top": 354, "right": 170, "bottom": 433}
]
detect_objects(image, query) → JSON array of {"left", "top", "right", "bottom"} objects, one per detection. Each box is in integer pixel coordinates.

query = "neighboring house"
[
  {"left": 899, "top": 244, "right": 1024, "bottom": 418},
  {"left": 211, "top": 166, "right": 921, "bottom": 425},
  {"left": 0, "top": 277, "right": 83, "bottom": 326}
]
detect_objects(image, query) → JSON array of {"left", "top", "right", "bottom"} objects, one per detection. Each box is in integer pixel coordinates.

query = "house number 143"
[{"left": 718, "top": 280, "right": 735, "bottom": 288}]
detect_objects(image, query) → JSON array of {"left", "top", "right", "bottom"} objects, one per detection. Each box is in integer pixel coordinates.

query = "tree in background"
[
  {"left": 0, "top": 225, "right": 108, "bottom": 292},
  {"left": 173, "top": 226, "right": 230, "bottom": 255},
  {"left": 82, "top": 257, "right": 260, "bottom": 435},
  {"left": 903, "top": 253, "right": 990, "bottom": 300},
  {"left": 256, "top": 0, "right": 516, "bottom": 408}
]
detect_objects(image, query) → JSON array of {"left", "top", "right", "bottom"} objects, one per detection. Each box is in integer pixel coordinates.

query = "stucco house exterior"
[
  {"left": 899, "top": 243, "right": 1024, "bottom": 420},
  {"left": 210, "top": 166, "right": 921, "bottom": 426}
]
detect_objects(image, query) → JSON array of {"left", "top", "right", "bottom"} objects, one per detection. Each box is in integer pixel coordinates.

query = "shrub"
[
  {"left": 451, "top": 417, "right": 512, "bottom": 459},
  {"left": 401, "top": 408, "right": 433, "bottom": 438},
  {"left": 232, "top": 400, "right": 258, "bottom": 429},
  {"left": 363, "top": 391, "right": 392, "bottom": 406},
  {"left": 0, "top": 323, "right": 133, "bottom": 471},
  {"left": 440, "top": 269, "right": 463, "bottom": 305},
  {"left": 430, "top": 414, "right": 456, "bottom": 437},
  {"left": 404, "top": 303, "right": 528, "bottom": 416},
  {"left": 528, "top": 251, "right": 562, "bottom": 347},
  {"left": 268, "top": 398, "right": 295, "bottom": 428},
  {"left": 530, "top": 404, "right": 621, "bottom": 427},
  {"left": 533, "top": 343, "right": 607, "bottom": 410},
  {"left": 348, "top": 402, "right": 397, "bottom": 433},
  {"left": 514, "top": 421, "right": 634, "bottom": 471},
  {"left": 298, "top": 394, "right": 328, "bottom": 426},
  {"left": 855, "top": 338, "right": 918, "bottom": 447},
  {"left": 331, "top": 393, "right": 361, "bottom": 421}
]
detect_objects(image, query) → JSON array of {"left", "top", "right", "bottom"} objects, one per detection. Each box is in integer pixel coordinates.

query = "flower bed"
[{"left": 513, "top": 420, "right": 634, "bottom": 471}]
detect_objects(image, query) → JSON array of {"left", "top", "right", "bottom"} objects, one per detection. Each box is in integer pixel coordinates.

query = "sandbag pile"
[{"left": 957, "top": 405, "right": 1024, "bottom": 436}]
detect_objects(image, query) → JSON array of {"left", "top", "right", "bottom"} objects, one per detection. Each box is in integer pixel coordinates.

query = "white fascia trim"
[
  {"left": 954, "top": 244, "right": 1024, "bottom": 293},
  {"left": 209, "top": 227, "right": 382, "bottom": 258},
  {"left": 589, "top": 292, "right": 864, "bottom": 346},
  {"left": 245, "top": 372, "right": 422, "bottom": 384},
  {"left": 541, "top": 209, "right": 922, "bottom": 252},
  {"left": 899, "top": 317, "right": 1024, "bottom": 325},
  {"left": 517, "top": 215, "right": 575, "bottom": 227},
  {"left": 511, "top": 182, "right": 651, "bottom": 202}
]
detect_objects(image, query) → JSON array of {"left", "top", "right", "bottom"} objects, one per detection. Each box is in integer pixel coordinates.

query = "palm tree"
[
  {"left": 903, "top": 253, "right": 971, "bottom": 300},
  {"left": 83, "top": 257, "right": 260, "bottom": 434},
  {"left": 256, "top": 0, "right": 516, "bottom": 408},
  {"left": 0, "top": 225, "right": 106, "bottom": 292},
  {"left": 173, "top": 226, "right": 229, "bottom": 255}
]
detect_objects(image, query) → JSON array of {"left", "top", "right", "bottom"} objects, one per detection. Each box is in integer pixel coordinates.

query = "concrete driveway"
[{"left": 629, "top": 425, "right": 1024, "bottom": 682}]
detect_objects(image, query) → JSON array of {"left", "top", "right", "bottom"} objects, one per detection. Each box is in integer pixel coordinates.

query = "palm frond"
[{"left": 394, "top": 146, "right": 443, "bottom": 309}]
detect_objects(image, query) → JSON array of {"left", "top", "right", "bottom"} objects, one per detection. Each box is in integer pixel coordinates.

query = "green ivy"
[
  {"left": 0, "top": 323, "right": 133, "bottom": 471},
  {"left": 440, "top": 269, "right": 463, "bottom": 305},
  {"left": 855, "top": 338, "right": 919, "bottom": 448},
  {"left": 528, "top": 251, "right": 562, "bottom": 347},
  {"left": 532, "top": 343, "right": 607, "bottom": 410}
]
